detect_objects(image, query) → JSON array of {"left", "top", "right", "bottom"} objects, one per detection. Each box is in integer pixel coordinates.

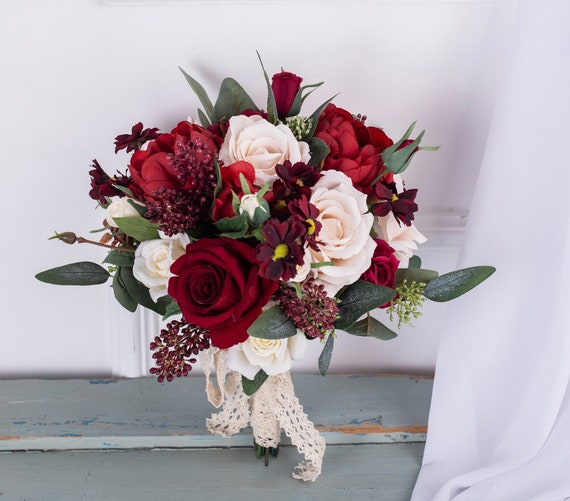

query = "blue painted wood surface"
[{"left": 0, "top": 374, "right": 431, "bottom": 499}]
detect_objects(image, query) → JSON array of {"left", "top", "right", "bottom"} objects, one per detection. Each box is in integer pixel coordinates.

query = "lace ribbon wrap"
[{"left": 200, "top": 347, "right": 326, "bottom": 481}]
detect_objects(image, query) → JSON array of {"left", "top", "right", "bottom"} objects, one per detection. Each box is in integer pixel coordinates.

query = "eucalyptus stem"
[{"left": 50, "top": 231, "right": 136, "bottom": 253}]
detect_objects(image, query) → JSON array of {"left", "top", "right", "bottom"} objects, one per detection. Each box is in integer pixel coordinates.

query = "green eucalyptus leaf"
[
  {"left": 112, "top": 272, "right": 138, "bottom": 312},
  {"left": 113, "top": 217, "right": 159, "bottom": 242},
  {"left": 288, "top": 82, "right": 324, "bottom": 117},
  {"left": 242, "top": 370, "right": 269, "bottom": 396},
  {"left": 334, "top": 280, "right": 395, "bottom": 330},
  {"left": 162, "top": 300, "right": 182, "bottom": 321},
  {"left": 256, "top": 51, "right": 278, "bottom": 124},
  {"left": 306, "top": 94, "right": 339, "bottom": 140},
  {"left": 395, "top": 268, "right": 439, "bottom": 287},
  {"left": 408, "top": 255, "right": 422, "bottom": 269},
  {"left": 113, "top": 185, "right": 135, "bottom": 198},
  {"left": 423, "top": 265, "right": 496, "bottom": 302},
  {"left": 381, "top": 122, "right": 426, "bottom": 175},
  {"left": 213, "top": 214, "right": 249, "bottom": 238},
  {"left": 248, "top": 305, "right": 296, "bottom": 339},
  {"left": 318, "top": 335, "right": 335, "bottom": 376},
  {"left": 118, "top": 266, "right": 168, "bottom": 315},
  {"left": 35, "top": 262, "right": 111, "bottom": 286},
  {"left": 179, "top": 67, "right": 214, "bottom": 125},
  {"left": 212, "top": 78, "right": 259, "bottom": 123},
  {"left": 126, "top": 199, "right": 147, "bottom": 217},
  {"left": 307, "top": 137, "right": 330, "bottom": 167},
  {"left": 103, "top": 250, "right": 135, "bottom": 267},
  {"left": 344, "top": 315, "right": 398, "bottom": 341}
]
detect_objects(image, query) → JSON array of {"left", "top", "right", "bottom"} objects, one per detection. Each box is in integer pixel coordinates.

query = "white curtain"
[{"left": 411, "top": 0, "right": 570, "bottom": 499}]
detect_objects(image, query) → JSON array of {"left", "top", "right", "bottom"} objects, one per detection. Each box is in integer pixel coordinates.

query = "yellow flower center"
[
  {"left": 306, "top": 218, "right": 316, "bottom": 235},
  {"left": 272, "top": 243, "right": 289, "bottom": 261},
  {"left": 391, "top": 193, "right": 399, "bottom": 202}
]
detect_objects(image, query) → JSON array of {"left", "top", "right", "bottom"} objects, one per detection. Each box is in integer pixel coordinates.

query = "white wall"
[{"left": 0, "top": 0, "right": 518, "bottom": 378}]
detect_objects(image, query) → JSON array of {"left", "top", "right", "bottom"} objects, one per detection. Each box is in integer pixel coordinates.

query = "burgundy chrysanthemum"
[
  {"left": 371, "top": 180, "right": 418, "bottom": 226},
  {"left": 114, "top": 122, "right": 160, "bottom": 154},
  {"left": 275, "top": 160, "right": 322, "bottom": 189},
  {"left": 145, "top": 137, "right": 217, "bottom": 236},
  {"left": 149, "top": 318, "right": 210, "bottom": 383},
  {"left": 88, "top": 159, "right": 131, "bottom": 205},
  {"left": 256, "top": 218, "right": 306, "bottom": 281},
  {"left": 278, "top": 279, "right": 339, "bottom": 339},
  {"left": 287, "top": 195, "right": 322, "bottom": 249}
]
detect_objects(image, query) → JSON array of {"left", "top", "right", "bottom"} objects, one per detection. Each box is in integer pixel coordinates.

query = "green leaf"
[
  {"left": 318, "top": 335, "right": 335, "bottom": 376},
  {"left": 381, "top": 122, "right": 425, "bottom": 175},
  {"left": 113, "top": 217, "right": 159, "bottom": 242},
  {"left": 197, "top": 109, "right": 211, "bottom": 129},
  {"left": 344, "top": 315, "right": 398, "bottom": 341},
  {"left": 212, "top": 78, "right": 259, "bottom": 123},
  {"left": 112, "top": 272, "right": 138, "bottom": 312},
  {"left": 305, "top": 94, "right": 339, "bottom": 140},
  {"left": 334, "top": 280, "right": 395, "bottom": 330},
  {"left": 213, "top": 214, "right": 249, "bottom": 238},
  {"left": 118, "top": 266, "right": 168, "bottom": 315},
  {"left": 395, "top": 268, "right": 439, "bottom": 287},
  {"left": 307, "top": 137, "right": 330, "bottom": 167},
  {"left": 162, "top": 300, "right": 182, "bottom": 320},
  {"left": 408, "top": 255, "right": 422, "bottom": 269},
  {"left": 288, "top": 82, "right": 324, "bottom": 117},
  {"left": 248, "top": 305, "right": 297, "bottom": 339},
  {"left": 423, "top": 265, "right": 496, "bottom": 302},
  {"left": 179, "top": 67, "right": 214, "bottom": 126},
  {"left": 113, "top": 184, "right": 135, "bottom": 198},
  {"left": 103, "top": 250, "right": 135, "bottom": 268},
  {"left": 126, "top": 199, "right": 147, "bottom": 217},
  {"left": 256, "top": 51, "right": 278, "bottom": 124},
  {"left": 242, "top": 370, "right": 268, "bottom": 396},
  {"left": 35, "top": 262, "right": 111, "bottom": 286}
]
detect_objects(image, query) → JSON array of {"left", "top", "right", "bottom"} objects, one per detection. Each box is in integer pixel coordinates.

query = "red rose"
[
  {"left": 168, "top": 237, "right": 278, "bottom": 349},
  {"left": 271, "top": 71, "right": 302, "bottom": 118},
  {"left": 128, "top": 121, "right": 221, "bottom": 202},
  {"left": 314, "top": 103, "right": 394, "bottom": 193},
  {"left": 212, "top": 161, "right": 256, "bottom": 221},
  {"left": 361, "top": 239, "right": 400, "bottom": 308}
]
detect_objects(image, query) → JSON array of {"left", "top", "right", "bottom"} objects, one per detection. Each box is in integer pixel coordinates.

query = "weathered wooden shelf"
[{"left": 0, "top": 374, "right": 431, "bottom": 500}]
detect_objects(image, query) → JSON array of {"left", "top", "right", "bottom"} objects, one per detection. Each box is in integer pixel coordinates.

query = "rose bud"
[{"left": 271, "top": 71, "right": 302, "bottom": 118}]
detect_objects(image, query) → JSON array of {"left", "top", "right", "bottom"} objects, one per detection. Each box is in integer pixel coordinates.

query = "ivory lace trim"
[{"left": 200, "top": 347, "right": 326, "bottom": 481}]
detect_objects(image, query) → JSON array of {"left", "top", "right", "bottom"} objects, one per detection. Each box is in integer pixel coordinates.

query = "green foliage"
[
  {"left": 395, "top": 268, "right": 438, "bottom": 287},
  {"left": 35, "top": 262, "right": 111, "bottom": 286},
  {"left": 387, "top": 280, "right": 427, "bottom": 328},
  {"left": 212, "top": 78, "right": 259, "bottom": 123},
  {"left": 423, "top": 266, "right": 496, "bottom": 302},
  {"left": 256, "top": 51, "right": 278, "bottom": 124},
  {"left": 408, "top": 255, "right": 422, "bottom": 269},
  {"left": 307, "top": 137, "right": 330, "bottom": 167},
  {"left": 113, "top": 266, "right": 170, "bottom": 316},
  {"left": 334, "top": 280, "right": 395, "bottom": 330},
  {"left": 343, "top": 314, "right": 398, "bottom": 341},
  {"left": 242, "top": 370, "right": 268, "bottom": 396},
  {"left": 179, "top": 67, "right": 214, "bottom": 127},
  {"left": 248, "top": 305, "right": 297, "bottom": 339},
  {"left": 213, "top": 214, "right": 249, "bottom": 239},
  {"left": 113, "top": 217, "right": 159, "bottom": 242},
  {"left": 103, "top": 250, "right": 135, "bottom": 267},
  {"left": 318, "top": 334, "right": 335, "bottom": 376}
]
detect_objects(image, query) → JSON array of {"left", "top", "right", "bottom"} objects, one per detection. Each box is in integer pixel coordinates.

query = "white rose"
[
  {"left": 105, "top": 196, "right": 143, "bottom": 228},
  {"left": 309, "top": 170, "right": 376, "bottom": 296},
  {"left": 219, "top": 115, "right": 310, "bottom": 186},
  {"left": 375, "top": 212, "right": 427, "bottom": 267},
  {"left": 132, "top": 233, "right": 190, "bottom": 302},
  {"left": 227, "top": 331, "right": 307, "bottom": 380}
]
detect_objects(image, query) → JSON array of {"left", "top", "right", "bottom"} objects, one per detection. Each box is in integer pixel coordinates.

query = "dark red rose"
[
  {"left": 212, "top": 161, "right": 256, "bottom": 221},
  {"left": 128, "top": 121, "right": 221, "bottom": 202},
  {"left": 272, "top": 71, "right": 302, "bottom": 118},
  {"left": 361, "top": 239, "right": 399, "bottom": 307},
  {"left": 168, "top": 237, "right": 278, "bottom": 349},
  {"left": 314, "top": 103, "right": 394, "bottom": 193}
]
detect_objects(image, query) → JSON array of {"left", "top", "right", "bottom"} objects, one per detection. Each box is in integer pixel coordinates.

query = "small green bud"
[{"left": 286, "top": 116, "right": 313, "bottom": 140}]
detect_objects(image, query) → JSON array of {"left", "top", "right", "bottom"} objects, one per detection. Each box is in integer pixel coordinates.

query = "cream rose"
[
  {"left": 227, "top": 331, "right": 307, "bottom": 380},
  {"left": 219, "top": 115, "right": 310, "bottom": 186},
  {"left": 132, "top": 233, "right": 190, "bottom": 301},
  {"left": 375, "top": 212, "right": 427, "bottom": 267},
  {"left": 309, "top": 170, "right": 376, "bottom": 296},
  {"left": 105, "top": 196, "right": 143, "bottom": 228}
]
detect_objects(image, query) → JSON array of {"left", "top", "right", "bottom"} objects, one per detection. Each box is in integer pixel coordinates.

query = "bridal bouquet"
[{"left": 36, "top": 55, "right": 494, "bottom": 480}]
